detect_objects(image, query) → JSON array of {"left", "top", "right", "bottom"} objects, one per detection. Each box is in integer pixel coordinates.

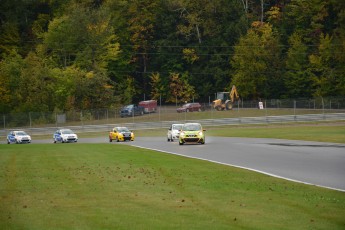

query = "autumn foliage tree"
[
  {"left": 166, "top": 72, "right": 197, "bottom": 104},
  {"left": 0, "top": 0, "right": 344, "bottom": 115},
  {"left": 150, "top": 72, "right": 166, "bottom": 100}
]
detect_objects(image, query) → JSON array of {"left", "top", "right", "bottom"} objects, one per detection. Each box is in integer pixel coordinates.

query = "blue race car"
[
  {"left": 53, "top": 129, "right": 78, "bottom": 143},
  {"left": 7, "top": 130, "right": 31, "bottom": 144}
]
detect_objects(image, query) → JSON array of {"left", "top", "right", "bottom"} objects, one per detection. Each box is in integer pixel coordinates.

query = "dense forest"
[{"left": 0, "top": 0, "right": 344, "bottom": 114}]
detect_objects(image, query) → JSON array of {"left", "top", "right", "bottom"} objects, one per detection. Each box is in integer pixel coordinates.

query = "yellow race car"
[
  {"left": 109, "top": 127, "right": 135, "bottom": 142},
  {"left": 179, "top": 123, "right": 205, "bottom": 145}
]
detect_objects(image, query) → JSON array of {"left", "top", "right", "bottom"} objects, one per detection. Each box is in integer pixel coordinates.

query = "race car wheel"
[
  {"left": 109, "top": 138, "right": 112, "bottom": 142},
  {"left": 116, "top": 137, "right": 120, "bottom": 142}
]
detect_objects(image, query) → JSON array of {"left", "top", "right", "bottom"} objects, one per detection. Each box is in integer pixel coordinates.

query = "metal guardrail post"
[
  {"left": 29, "top": 112, "right": 32, "bottom": 128},
  {"left": 322, "top": 97, "right": 325, "bottom": 120},
  {"left": 265, "top": 100, "right": 267, "bottom": 117},
  {"left": 237, "top": 100, "right": 240, "bottom": 114},
  {"left": 159, "top": 95, "right": 161, "bottom": 122},
  {"left": 294, "top": 100, "right": 296, "bottom": 121},
  {"left": 80, "top": 111, "right": 84, "bottom": 131}
]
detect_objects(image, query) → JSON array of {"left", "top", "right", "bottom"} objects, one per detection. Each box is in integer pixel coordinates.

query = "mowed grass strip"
[
  {"left": 206, "top": 123, "right": 345, "bottom": 144},
  {"left": 1, "top": 144, "right": 345, "bottom": 229}
]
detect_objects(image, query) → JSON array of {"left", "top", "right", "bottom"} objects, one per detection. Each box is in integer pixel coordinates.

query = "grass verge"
[
  {"left": 1, "top": 144, "right": 345, "bottom": 229},
  {"left": 206, "top": 123, "right": 345, "bottom": 144}
]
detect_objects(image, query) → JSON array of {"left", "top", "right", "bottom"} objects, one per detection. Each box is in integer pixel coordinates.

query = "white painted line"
[{"left": 132, "top": 145, "right": 345, "bottom": 193}]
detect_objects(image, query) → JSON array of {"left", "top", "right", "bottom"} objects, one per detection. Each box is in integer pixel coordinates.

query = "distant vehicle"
[
  {"left": 7, "top": 130, "right": 31, "bottom": 144},
  {"left": 53, "top": 129, "right": 78, "bottom": 143},
  {"left": 120, "top": 104, "right": 144, "bottom": 117},
  {"left": 213, "top": 85, "right": 240, "bottom": 111},
  {"left": 179, "top": 123, "right": 205, "bottom": 145},
  {"left": 176, "top": 103, "right": 202, "bottom": 113},
  {"left": 139, "top": 100, "right": 157, "bottom": 113},
  {"left": 109, "top": 127, "right": 135, "bottom": 142},
  {"left": 167, "top": 123, "right": 184, "bottom": 142}
]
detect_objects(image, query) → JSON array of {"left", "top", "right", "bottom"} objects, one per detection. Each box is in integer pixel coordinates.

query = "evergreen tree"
[
  {"left": 309, "top": 34, "right": 338, "bottom": 97},
  {"left": 284, "top": 32, "right": 312, "bottom": 98},
  {"left": 231, "top": 22, "right": 282, "bottom": 99}
]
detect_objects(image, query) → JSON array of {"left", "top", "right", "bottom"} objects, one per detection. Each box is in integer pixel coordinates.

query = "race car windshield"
[
  {"left": 118, "top": 127, "right": 130, "bottom": 132},
  {"left": 173, "top": 125, "right": 183, "bottom": 130},
  {"left": 61, "top": 130, "right": 74, "bottom": 134},
  {"left": 16, "top": 132, "right": 27, "bottom": 136},
  {"left": 183, "top": 124, "right": 201, "bottom": 131}
]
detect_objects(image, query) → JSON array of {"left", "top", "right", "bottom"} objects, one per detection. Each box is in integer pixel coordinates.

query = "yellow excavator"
[{"left": 213, "top": 85, "right": 240, "bottom": 111}]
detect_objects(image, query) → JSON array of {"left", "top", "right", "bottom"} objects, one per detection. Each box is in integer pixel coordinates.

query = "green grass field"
[
  {"left": 1, "top": 143, "right": 345, "bottom": 229},
  {"left": 1, "top": 124, "right": 345, "bottom": 229}
]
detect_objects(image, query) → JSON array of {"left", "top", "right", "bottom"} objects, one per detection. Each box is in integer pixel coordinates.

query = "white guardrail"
[{"left": 1, "top": 113, "right": 345, "bottom": 137}]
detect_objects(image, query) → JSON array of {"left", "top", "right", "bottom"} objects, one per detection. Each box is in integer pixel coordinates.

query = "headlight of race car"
[
  {"left": 198, "top": 131, "right": 203, "bottom": 136},
  {"left": 180, "top": 132, "right": 185, "bottom": 137}
]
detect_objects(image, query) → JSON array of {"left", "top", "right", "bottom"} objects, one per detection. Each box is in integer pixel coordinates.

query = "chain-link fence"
[{"left": 1, "top": 97, "right": 345, "bottom": 133}]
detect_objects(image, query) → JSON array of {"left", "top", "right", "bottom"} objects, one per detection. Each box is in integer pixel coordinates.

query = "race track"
[
  {"left": 6, "top": 136, "right": 345, "bottom": 192},
  {"left": 129, "top": 137, "right": 345, "bottom": 192}
]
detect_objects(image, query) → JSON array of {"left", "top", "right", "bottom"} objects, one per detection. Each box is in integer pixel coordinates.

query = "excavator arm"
[{"left": 230, "top": 85, "right": 239, "bottom": 102}]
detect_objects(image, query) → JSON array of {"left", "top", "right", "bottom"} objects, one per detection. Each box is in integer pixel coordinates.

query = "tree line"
[{"left": 0, "top": 0, "right": 344, "bottom": 114}]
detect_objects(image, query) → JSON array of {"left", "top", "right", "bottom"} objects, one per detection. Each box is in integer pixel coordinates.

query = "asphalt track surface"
[{"left": 6, "top": 136, "right": 345, "bottom": 192}]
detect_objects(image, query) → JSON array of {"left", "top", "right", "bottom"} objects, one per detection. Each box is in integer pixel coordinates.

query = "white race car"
[
  {"left": 53, "top": 129, "right": 78, "bottom": 143},
  {"left": 7, "top": 130, "right": 31, "bottom": 144},
  {"left": 167, "top": 124, "right": 184, "bottom": 142}
]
